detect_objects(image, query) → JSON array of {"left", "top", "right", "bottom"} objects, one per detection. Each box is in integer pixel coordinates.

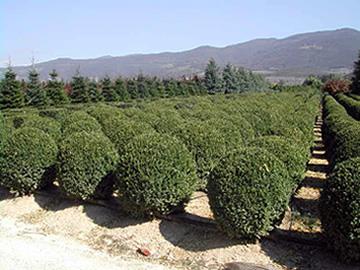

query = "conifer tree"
[
  {"left": 70, "top": 71, "right": 89, "bottom": 103},
  {"left": 351, "top": 50, "right": 360, "bottom": 94},
  {"left": 136, "top": 74, "right": 149, "bottom": 99},
  {"left": 164, "top": 79, "right": 177, "bottom": 97},
  {"left": 156, "top": 80, "right": 166, "bottom": 98},
  {"left": 222, "top": 63, "right": 238, "bottom": 94},
  {"left": 115, "top": 77, "right": 129, "bottom": 101},
  {"left": 204, "top": 58, "right": 222, "bottom": 94},
  {"left": 46, "top": 70, "right": 69, "bottom": 105},
  {"left": 127, "top": 79, "right": 138, "bottom": 99},
  {"left": 0, "top": 68, "right": 24, "bottom": 109},
  {"left": 88, "top": 80, "right": 102, "bottom": 102},
  {"left": 101, "top": 76, "right": 118, "bottom": 102},
  {"left": 26, "top": 68, "right": 48, "bottom": 106}
]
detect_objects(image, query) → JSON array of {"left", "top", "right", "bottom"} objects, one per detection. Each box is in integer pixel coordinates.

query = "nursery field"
[{"left": 0, "top": 87, "right": 360, "bottom": 268}]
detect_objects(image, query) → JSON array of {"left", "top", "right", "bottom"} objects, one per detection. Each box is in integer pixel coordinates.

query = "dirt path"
[
  {"left": 0, "top": 217, "right": 171, "bottom": 270},
  {"left": 290, "top": 114, "right": 328, "bottom": 233}
]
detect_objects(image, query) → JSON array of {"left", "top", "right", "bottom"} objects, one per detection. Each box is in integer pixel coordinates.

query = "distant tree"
[
  {"left": 88, "top": 80, "right": 102, "bottom": 102},
  {"left": 126, "top": 79, "right": 138, "bottom": 99},
  {"left": 136, "top": 74, "right": 149, "bottom": 99},
  {"left": 164, "top": 79, "right": 177, "bottom": 97},
  {"left": 351, "top": 50, "right": 360, "bottom": 94},
  {"left": 46, "top": 70, "right": 69, "bottom": 105},
  {"left": 323, "top": 79, "right": 351, "bottom": 94},
  {"left": 303, "top": 75, "right": 323, "bottom": 88},
  {"left": 114, "top": 77, "right": 129, "bottom": 101},
  {"left": 26, "top": 68, "right": 48, "bottom": 106},
  {"left": 0, "top": 68, "right": 24, "bottom": 109},
  {"left": 70, "top": 71, "right": 89, "bottom": 103},
  {"left": 222, "top": 63, "right": 238, "bottom": 94},
  {"left": 101, "top": 76, "right": 118, "bottom": 102},
  {"left": 204, "top": 58, "right": 222, "bottom": 93},
  {"left": 147, "top": 78, "right": 160, "bottom": 97},
  {"left": 156, "top": 80, "right": 166, "bottom": 98}
]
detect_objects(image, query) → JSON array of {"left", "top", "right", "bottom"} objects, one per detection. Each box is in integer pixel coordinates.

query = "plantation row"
[
  {"left": 335, "top": 93, "right": 360, "bottom": 120},
  {"left": 321, "top": 94, "right": 360, "bottom": 262},
  {"left": 0, "top": 59, "right": 269, "bottom": 109},
  {"left": 0, "top": 87, "right": 319, "bottom": 240}
]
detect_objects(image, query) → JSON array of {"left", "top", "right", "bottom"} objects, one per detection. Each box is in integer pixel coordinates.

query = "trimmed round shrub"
[
  {"left": 208, "top": 147, "right": 291, "bottom": 239},
  {"left": 62, "top": 111, "right": 102, "bottom": 136},
  {"left": 87, "top": 104, "right": 125, "bottom": 125},
  {"left": 174, "top": 120, "right": 227, "bottom": 189},
  {"left": 320, "top": 158, "right": 360, "bottom": 262},
  {"left": 21, "top": 115, "right": 61, "bottom": 142},
  {"left": 103, "top": 117, "right": 154, "bottom": 154},
  {"left": 250, "top": 136, "right": 305, "bottom": 186},
  {"left": 116, "top": 132, "right": 197, "bottom": 216},
  {"left": 333, "top": 124, "right": 360, "bottom": 164},
  {"left": 58, "top": 131, "right": 119, "bottom": 200},
  {"left": 0, "top": 127, "right": 58, "bottom": 194},
  {"left": 39, "top": 108, "right": 68, "bottom": 124}
]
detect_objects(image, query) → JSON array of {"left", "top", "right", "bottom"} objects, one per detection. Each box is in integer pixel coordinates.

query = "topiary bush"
[
  {"left": 116, "top": 132, "right": 197, "bottom": 216},
  {"left": 249, "top": 136, "right": 306, "bottom": 186},
  {"left": 0, "top": 127, "right": 58, "bottom": 194},
  {"left": 58, "top": 131, "right": 119, "bottom": 200},
  {"left": 20, "top": 115, "right": 62, "bottom": 142},
  {"left": 320, "top": 158, "right": 360, "bottom": 262},
  {"left": 333, "top": 124, "right": 360, "bottom": 164},
  {"left": 174, "top": 120, "right": 227, "bottom": 189},
  {"left": 62, "top": 111, "right": 102, "bottom": 136},
  {"left": 208, "top": 147, "right": 291, "bottom": 239}
]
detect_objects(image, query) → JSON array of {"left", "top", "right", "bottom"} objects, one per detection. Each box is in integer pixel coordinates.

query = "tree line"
[{"left": 0, "top": 58, "right": 269, "bottom": 109}]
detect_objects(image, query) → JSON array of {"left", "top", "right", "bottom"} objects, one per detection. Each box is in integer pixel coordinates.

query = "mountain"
[{"left": 5, "top": 28, "right": 360, "bottom": 81}]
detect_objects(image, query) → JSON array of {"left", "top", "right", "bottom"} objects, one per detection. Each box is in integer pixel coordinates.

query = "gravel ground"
[{"left": 0, "top": 217, "right": 171, "bottom": 270}]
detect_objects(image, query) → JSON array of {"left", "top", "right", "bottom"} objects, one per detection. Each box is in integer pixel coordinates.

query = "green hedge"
[
  {"left": 320, "top": 158, "right": 360, "bottom": 262},
  {"left": 62, "top": 111, "right": 102, "bottom": 136},
  {"left": 174, "top": 120, "right": 227, "bottom": 189},
  {"left": 0, "top": 127, "right": 58, "bottom": 194},
  {"left": 336, "top": 93, "right": 360, "bottom": 120},
  {"left": 250, "top": 136, "right": 305, "bottom": 186},
  {"left": 116, "top": 132, "right": 197, "bottom": 216},
  {"left": 208, "top": 147, "right": 291, "bottom": 239},
  {"left": 20, "top": 115, "right": 61, "bottom": 142},
  {"left": 58, "top": 131, "right": 119, "bottom": 200}
]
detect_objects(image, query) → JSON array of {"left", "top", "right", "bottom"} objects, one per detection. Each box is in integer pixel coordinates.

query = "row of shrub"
[
  {"left": 335, "top": 93, "right": 360, "bottom": 120},
  {"left": 0, "top": 88, "right": 319, "bottom": 240},
  {"left": 320, "top": 94, "right": 360, "bottom": 262}
]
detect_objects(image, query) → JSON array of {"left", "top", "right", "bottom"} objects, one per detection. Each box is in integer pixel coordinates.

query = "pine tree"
[
  {"left": 0, "top": 68, "right": 24, "bottom": 109},
  {"left": 101, "top": 76, "right": 118, "bottom": 102},
  {"left": 127, "top": 79, "right": 138, "bottom": 99},
  {"left": 222, "top": 63, "right": 238, "bottom": 94},
  {"left": 115, "top": 77, "right": 129, "bottom": 101},
  {"left": 47, "top": 70, "right": 69, "bottom": 105},
  {"left": 164, "top": 79, "right": 177, "bottom": 97},
  {"left": 26, "top": 69, "right": 48, "bottom": 106},
  {"left": 136, "top": 74, "right": 149, "bottom": 99},
  {"left": 156, "top": 80, "right": 166, "bottom": 98},
  {"left": 88, "top": 80, "right": 102, "bottom": 102},
  {"left": 204, "top": 58, "right": 222, "bottom": 94},
  {"left": 70, "top": 71, "right": 89, "bottom": 103},
  {"left": 351, "top": 50, "right": 360, "bottom": 94}
]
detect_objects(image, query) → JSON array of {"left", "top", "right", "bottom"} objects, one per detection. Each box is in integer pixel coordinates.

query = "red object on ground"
[{"left": 137, "top": 247, "right": 151, "bottom": 256}]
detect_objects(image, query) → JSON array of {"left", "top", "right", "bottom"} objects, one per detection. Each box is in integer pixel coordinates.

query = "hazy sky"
[{"left": 1, "top": 0, "right": 360, "bottom": 67}]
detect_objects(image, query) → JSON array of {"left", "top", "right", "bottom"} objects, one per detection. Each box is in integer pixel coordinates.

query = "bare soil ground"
[{"left": 0, "top": 116, "right": 359, "bottom": 269}]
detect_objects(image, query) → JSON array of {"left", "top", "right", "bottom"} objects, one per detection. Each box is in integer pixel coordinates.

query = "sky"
[{"left": 1, "top": 0, "right": 360, "bottom": 67}]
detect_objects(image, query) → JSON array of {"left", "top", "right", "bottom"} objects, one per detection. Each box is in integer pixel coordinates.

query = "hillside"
[{"left": 5, "top": 28, "right": 360, "bottom": 80}]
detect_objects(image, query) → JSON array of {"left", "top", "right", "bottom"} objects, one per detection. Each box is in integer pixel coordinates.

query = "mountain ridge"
[{"left": 4, "top": 27, "right": 360, "bottom": 80}]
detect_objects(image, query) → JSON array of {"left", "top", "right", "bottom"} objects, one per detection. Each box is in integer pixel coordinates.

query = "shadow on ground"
[
  {"left": 159, "top": 218, "right": 245, "bottom": 252},
  {"left": 82, "top": 203, "right": 148, "bottom": 229}
]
